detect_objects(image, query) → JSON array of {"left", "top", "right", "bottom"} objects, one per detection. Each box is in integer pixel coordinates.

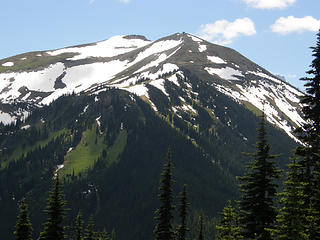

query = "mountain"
[
  {"left": 0, "top": 33, "right": 302, "bottom": 239},
  {"left": 0, "top": 33, "right": 304, "bottom": 140}
]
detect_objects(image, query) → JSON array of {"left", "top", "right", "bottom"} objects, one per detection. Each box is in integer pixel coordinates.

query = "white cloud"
[
  {"left": 118, "top": 0, "right": 131, "bottom": 3},
  {"left": 242, "top": 0, "right": 295, "bottom": 9},
  {"left": 271, "top": 16, "right": 320, "bottom": 35},
  {"left": 198, "top": 18, "right": 256, "bottom": 45},
  {"left": 89, "top": 0, "right": 95, "bottom": 4}
]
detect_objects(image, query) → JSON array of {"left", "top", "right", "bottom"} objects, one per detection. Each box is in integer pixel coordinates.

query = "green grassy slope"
[{"left": 61, "top": 125, "right": 107, "bottom": 177}]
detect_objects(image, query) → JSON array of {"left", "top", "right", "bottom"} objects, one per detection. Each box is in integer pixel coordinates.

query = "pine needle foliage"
[
  {"left": 269, "top": 158, "right": 309, "bottom": 240},
  {"left": 85, "top": 215, "right": 95, "bottom": 240},
  {"left": 14, "top": 197, "right": 33, "bottom": 240},
  {"left": 295, "top": 29, "right": 320, "bottom": 240},
  {"left": 238, "top": 112, "right": 280, "bottom": 240},
  {"left": 154, "top": 148, "right": 175, "bottom": 240},
  {"left": 177, "top": 184, "right": 190, "bottom": 240},
  {"left": 98, "top": 228, "right": 110, "bottom": 240},
  {"left": 297, "top": 29, "right": 320, "bottom": 156},
  {"left": 39, "top": 175, "right": 67, "bottom": 240},
  {"left": 216, "top": 200, "right": 243, "bottom": 240},
  {"left": 74, "top": 211, "right": 84, "bottom": 240}
]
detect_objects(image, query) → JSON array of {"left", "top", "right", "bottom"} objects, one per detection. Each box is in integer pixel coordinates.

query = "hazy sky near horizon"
[{"left": 1, "top": 0, "right": 319, "bottom": 89}]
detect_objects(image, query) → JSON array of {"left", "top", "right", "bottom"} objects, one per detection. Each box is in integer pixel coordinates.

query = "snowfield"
[{"left": 47, "top": 35, "right": 151, "bottom": 60}]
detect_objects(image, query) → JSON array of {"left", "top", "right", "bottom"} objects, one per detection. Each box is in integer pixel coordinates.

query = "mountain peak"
[{"left": 0, "top": 32, "right": 304, "bottom": 141}]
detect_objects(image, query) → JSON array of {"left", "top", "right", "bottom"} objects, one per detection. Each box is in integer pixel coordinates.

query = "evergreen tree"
[
  {"left": 177, "top": 184, "right": 189, "bottom": 240},
  {"left": 295, "top": 29, "right": 320, "bottom": 239},
  {"left": 39, "top": 175, "right": 67, "bottom": 240},
  {"left": 14, "top": 197, "right": 33, "bottom": 240},
  {"left": 98, "top": 228, "right": 110, "bottom": 240},
  {"left": 154, "top": 148, "right": 175, "bottom": 240},
  {"left": 216, "top": 200, "right": 243, "bottom": 240},
  {"left": 269, "top": 158, "right": 309, "bottom": 240},
  {"left": 296, "top": 29, "right": 320, "bottom": 165},
  {"left": 197, "top": 213, "right": 204, "bottom": 240},
  {"left": 85, "top": 215, "right": 95, "bottom": 240},
  {"left": 238, "top": 112, "right": 280, "bottom": 239},
  {"left": 74, "top": 211, "right": 84, "bottom": 240},
  {"left": 111, "top": 228, "right": 116, "bottom": 240},
  {"left": 305, "top": 158, "right": 320, "bottom": 239}
]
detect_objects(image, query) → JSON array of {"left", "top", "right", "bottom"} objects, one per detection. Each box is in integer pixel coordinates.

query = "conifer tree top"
[{"left": 14, "top": 198, "right": 33, "bottom": 240}]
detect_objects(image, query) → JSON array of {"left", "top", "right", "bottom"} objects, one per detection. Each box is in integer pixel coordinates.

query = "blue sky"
[{"left": 1, "top": 0, "right": 319, "bottom": 89}]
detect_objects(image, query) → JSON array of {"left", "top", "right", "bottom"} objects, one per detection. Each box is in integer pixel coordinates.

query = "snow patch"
[
  {"left": 274, "top": 98, "right": 304, "bottom": 126},
  {"left": 82, "top": 105, "right": 89, "bottom": 114},
  {"left": 135, "top": 53, "right": 168, "bottom": 73},
  {"left": 181, "top": 104, "right": 197, "bottom": 114},
  {"left": 198, "top": 45, "right": 207, "bottom": 52},
  {"left": 57, "top": 164, "right": 64, "bottom": 170},
  {"left": 0, "top": 111, "right": 15, "bottom": 125},
  {"left": 149, "top": 79, "right": 168, "bottom": 96},
  {"left": 95, "top": 116, "right": 103, "bottom": 134},
  {"left": 205, "top": 67, "right": 244, "bottom": 80},
  {"left": 21, "top": 92, "right": 32, "bottom": 101},
  {"left": 126, "top": 84, "right": 148, "bottom": 96},
  {"left": 129, "top": 62, "right": 179, "bottom": 88},
  {"left": 47, "top": 35, "right": 151, "bottom": 60},
  {"left": 247, "top": 71, "right": 281, "bottom": 84},
  {"left": 131, "top": 39, "right": 182, "bottom": 65},
  {"left": 232, "top": 63, "right": 240, "bottom": 68},
  {"left": 189, "top": 35, "right": 203, "bottom": 42},
  {"left": 167, "top": 73, "right": 180, "bottom": 87},
  {"left": 207, "top": 56, "right": 227, "bottom": 64},
  {"left": 2, "top": 62, "right": 14, "bottom": 67},
  {"left": 162, "top": 63, "right": 179, "bottom": 73},
  {"left": 40, "top": 60, "right": 129, "bottom": 105},
  {"left": 21, "top": 125, "right": 31, "bottom": 130}
]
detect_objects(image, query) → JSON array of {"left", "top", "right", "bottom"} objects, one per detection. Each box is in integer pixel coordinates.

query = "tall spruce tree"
[
  {"left": 39, "top": 175, "right": 67, "bottom": 240},
  {"left": 74, "top": 211, "right": 84, "bottom": 240},
  {"left": 295, "top": 29, "right": 320, "bottom": 239},
  {"left": 14, "top": 197, "right": 33, "bottom": 240},
  {"left": 238, "top": 111, "right": 280, "bottom": 240},
  {"left": 269, "top": 158, "right": 309, "bottom": 240},
  {"left": 177, "top": 184, "right": 189, "bottom": 240},
  {"left": 85, "top": 215, "right": 95, "bottom": 240},
  {"left": 216, "top": 200, "right": 243, "bottom": 240},
  {"left": 154, "top": 148, "right": 175, "bottom": 240},
  {"left": 296, "top": 28, "right": 320, "bottom": 165}
]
